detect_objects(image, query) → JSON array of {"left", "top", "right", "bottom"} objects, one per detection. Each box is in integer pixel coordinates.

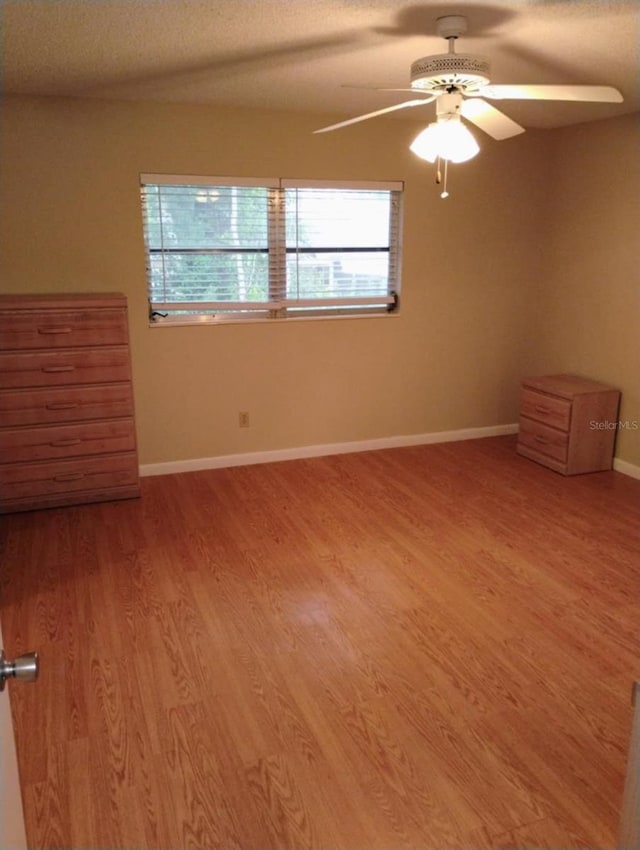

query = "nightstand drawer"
[
  {"left": 520, "top": 388, "right": 571, "bottom": 431},
  {"left": 518, "top": 416, "right": 568, "bottom": 463},
  {"left": 0, "top": 419, "right": 136, "bottom": 463},
  {"left": 0, "top": 308, "right": 128, "bottom": 351}
]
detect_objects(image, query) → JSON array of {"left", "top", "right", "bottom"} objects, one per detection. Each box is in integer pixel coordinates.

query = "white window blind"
[{"left": 140, "top": 174, "right": 403, "bottom": 322}]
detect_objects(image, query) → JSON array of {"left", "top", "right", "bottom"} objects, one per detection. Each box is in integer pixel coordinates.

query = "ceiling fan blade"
[
  {"left": 341, "top": 85, "right": 424, "bottom": 93},
  {"left": 313, "top": 97, "right": 436, "bottom": 134},
  {"left": 460, "top": 98, "right": 525, "bottom": 140},
  {"left": 479, "top": 84, "right": 623, "bottom": 103}
]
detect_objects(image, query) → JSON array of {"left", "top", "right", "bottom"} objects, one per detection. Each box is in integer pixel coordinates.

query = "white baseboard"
[
  {"left": 140, "top": 423, "right": 519, "bottom": 478},
  {"left": 613, "top": 458, "right": 640, "bottom": 480}
]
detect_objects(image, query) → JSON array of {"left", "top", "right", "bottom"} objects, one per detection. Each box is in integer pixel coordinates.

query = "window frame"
[{"left": 140, "top": 174, "right": 403, "bottom": 326}]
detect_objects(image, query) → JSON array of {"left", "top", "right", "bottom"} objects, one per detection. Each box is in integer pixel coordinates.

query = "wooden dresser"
[
  {"left": 517, "top": 373, "right": 620, "bottom": 475},
  {"left": 0, "top": 293, "right": 140, "bottom": 513}
]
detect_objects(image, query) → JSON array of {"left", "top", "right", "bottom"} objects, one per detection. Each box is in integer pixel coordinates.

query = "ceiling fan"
[{"left": 313, "top": 14, "right": 624, "bottom": 143}]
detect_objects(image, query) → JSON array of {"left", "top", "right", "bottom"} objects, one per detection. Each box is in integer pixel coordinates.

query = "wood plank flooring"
[{"left": 1, "top": 435, "right": 639, "bottom": 849}]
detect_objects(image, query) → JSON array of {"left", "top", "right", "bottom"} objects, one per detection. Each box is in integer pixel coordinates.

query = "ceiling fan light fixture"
[{"left": 410, "top": 116, "right": 479, "bottom": 164}]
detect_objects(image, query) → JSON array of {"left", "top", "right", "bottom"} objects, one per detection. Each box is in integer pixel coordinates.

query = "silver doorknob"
[{"left": 0, "top": 650, "right": 39, "bottom": 691}]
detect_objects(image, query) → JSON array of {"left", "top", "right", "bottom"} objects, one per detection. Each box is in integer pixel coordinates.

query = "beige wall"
[
  {"left": 526, "top": 112, "right": 640, "bottom": 466},
  {"left": 1, "top": 95, "right": 637, "bottom": 468}
]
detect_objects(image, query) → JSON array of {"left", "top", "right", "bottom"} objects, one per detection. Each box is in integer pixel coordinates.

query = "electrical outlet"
[{"left": 239, "top": 411, "right": 250, "bottom": 428}]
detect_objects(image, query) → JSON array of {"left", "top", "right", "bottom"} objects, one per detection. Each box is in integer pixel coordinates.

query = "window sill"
[{"left": 148, "top": 311, "right": 400, "bottom": 328}]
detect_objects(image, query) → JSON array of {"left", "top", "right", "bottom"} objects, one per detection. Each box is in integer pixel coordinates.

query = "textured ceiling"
[{"left": 3, "top": 0, "right": 639, "bottom": 131}]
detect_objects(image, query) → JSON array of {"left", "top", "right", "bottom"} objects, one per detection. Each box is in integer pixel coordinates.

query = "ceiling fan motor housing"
[{"left": 410, "top": 54, "right": 491, "bottom": 93}]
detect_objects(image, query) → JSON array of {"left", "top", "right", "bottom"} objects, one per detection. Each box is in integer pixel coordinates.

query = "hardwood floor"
[{"left": 1, "top": 435, "right": 639, "bottom": 849}]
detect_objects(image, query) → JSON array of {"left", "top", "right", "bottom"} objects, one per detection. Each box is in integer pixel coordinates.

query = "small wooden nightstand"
[{"left": 517, "top": 374, "right": 620, "bottom": 475}]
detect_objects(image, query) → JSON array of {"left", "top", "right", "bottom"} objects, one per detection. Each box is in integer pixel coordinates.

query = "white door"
[
  {"left": 0, "top": 626, "right": 28, "bottom": 850},
  {"left": 619, "top": 681, "right": 640, "bottom": 850}
]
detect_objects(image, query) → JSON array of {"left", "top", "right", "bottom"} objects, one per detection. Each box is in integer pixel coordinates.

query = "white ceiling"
[{"left": 3, "top": 0, "right": 640, "bottom": 131}]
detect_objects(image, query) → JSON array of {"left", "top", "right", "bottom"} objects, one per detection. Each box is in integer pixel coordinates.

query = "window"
[{"left": 140, "top": 175, "right": 403, "bottom": 323}]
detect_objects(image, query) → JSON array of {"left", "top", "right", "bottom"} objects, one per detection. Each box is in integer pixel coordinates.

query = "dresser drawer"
[
  {"left": 0, "top": 308, "right": 128, "bottom": 351},
  {"left": 0, "top": 453, "right": 139, "bottom": 501},
  {"left": 0, "top": 419, "right": 136, "bottom": 463},
  {"left": 0, "top": 347, "right": 131, "bottom": 389},
  {"left": 520, "top": 388, "right": 571, "bottom": 431},
  {"left": 0, "top": 384, "right": 135, "bottom": 427},
  {"left": 518, "top": 416, "right": 568, "bottom": 463}
]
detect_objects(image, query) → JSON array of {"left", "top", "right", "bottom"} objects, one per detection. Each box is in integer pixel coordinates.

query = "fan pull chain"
[
  {"left": 441, "top": 158, "right": 449, "bottom": 198},
  {"left": 434, "top": 157, "right": 450, "bottom": 198}
]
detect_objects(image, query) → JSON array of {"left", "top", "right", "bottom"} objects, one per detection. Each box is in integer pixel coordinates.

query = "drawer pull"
[
  {"left": 53, "top": 472, "right": 85, "bottom": 483},
  {"left": 46, "top": 402, "right": 78, "bottom": 411},
  {"left": 534, "top": 405, "right": 550, "bottom": 414},
  {"left": 38, "top": 326, "right": 72, "bottom": 335},
  {"left": 42, "top": 365, "right": 75, "bottom": 373},
  {"left": 534, "top": 435, "right": 548, "bottom": 444},
  {"left": 50, "top": 439, "right": 82, "bottom": 448}
]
